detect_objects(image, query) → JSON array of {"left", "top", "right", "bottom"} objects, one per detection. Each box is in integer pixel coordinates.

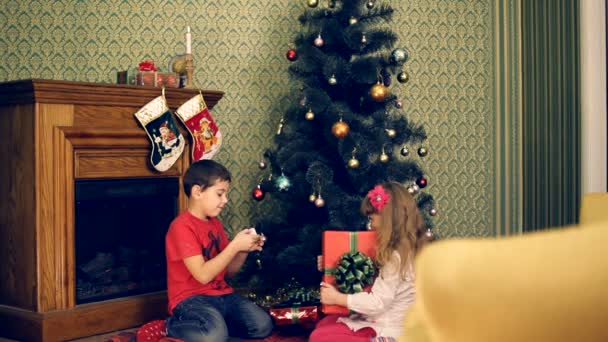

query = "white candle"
[{"left": 186, "top": 26, "right": 192, "bottom": 54}]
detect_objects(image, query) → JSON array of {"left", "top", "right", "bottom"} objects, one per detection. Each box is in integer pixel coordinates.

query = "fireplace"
[
  {"left": 0, "top": 79, "right": 224, "bottom": 341},
  {"left": 75, "top": 177, "right": 178, "bottom": 304}
]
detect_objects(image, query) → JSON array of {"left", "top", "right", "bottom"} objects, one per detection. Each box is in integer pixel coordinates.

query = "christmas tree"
[{"left": 238, "top": 0, "right": 436, "bottom": 291}]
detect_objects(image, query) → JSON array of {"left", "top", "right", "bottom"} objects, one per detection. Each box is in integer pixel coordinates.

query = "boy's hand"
[
  {"left": 317, "top": 255, "right": 323, "bottom": 272},
  {"left": 232, "top": 228, "right": 262, "bottom": 252}
]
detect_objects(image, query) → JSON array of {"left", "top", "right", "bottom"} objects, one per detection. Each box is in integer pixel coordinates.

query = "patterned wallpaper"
[{"left": 0, "top": 0, "right": 495, "bottom": 238}]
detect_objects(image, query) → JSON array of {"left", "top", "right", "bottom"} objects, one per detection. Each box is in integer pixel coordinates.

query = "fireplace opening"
[{"left": 75, "top": 177, "right": 179, "bottom": 304}]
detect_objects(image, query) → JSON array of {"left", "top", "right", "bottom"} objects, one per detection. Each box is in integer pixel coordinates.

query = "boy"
[{"left": 165, "top": 160, "right": 273, "bottom": 341}]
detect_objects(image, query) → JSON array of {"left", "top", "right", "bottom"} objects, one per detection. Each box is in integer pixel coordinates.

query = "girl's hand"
[
  {"left": 320, "top": 282, "right": 347, "bottom": 306},
  {"left": 317, "top": 255, "right": 323, "bottom": 272}
]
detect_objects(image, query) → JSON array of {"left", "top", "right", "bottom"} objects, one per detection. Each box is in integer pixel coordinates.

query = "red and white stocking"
[{"left": 176, "top": 94, "right": 222, "bottom": 161}]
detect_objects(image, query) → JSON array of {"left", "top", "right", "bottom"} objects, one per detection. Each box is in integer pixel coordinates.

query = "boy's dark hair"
[{"left": 182, "top": 160, "right": 231, "bottom": 196}]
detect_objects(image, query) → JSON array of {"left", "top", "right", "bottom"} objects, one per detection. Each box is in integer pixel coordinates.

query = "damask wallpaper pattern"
[{"left": 0, "top": 0, "right": 495, "bottom": 238}]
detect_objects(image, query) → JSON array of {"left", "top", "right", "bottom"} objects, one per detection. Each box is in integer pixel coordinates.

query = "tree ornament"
[
  {"left": 258, "top": 158, "right": 267, "bottom": 169},
  {"left": 397, "top": 71, "right": 409, "bottom": 83},
  {"left": 390, "top": 48, "right": 409, "bottom": 64},
  {"left": 425, "top": 228, "right": 433, "bottom": 238},
  {"left": 348, "top": 16, "right": 358, "bottom": 25},
  {"left": 248, "top": 292, "right": 257, "bottom": 300},
  {"left": 379, "top": 148, "right": 389, "bottom": 163},
  {"left": 275, "top": 173, "right": 292, "bottom": 191},
  {"left": 256, "top": 257, "right": 262, "bottom": 269},
  {"left": 386, "top": 128, "right": 396, "bottom": 138},
  {"left": 331, "top": 118, "right": 350, "bottom": 139},
  {"left": 347, "top": 157, "right": 360, "bottom": 169},
  {"left": 416, "top": 176, "right": 428, "bottom": 188},
  {"left": 395, "top": 100, "right": 403, "bottom": 108},
  {"left": 328, "top": 0, "right": 336, "bottom": 8},
  {"left": 383, "top": 73, "right": 392, "bottom": 86},
  {"left": 347, "top": 147, "right": 359, "bottom": 169},
  {"left": 418, "top": 146, "right": 428, "bottom": 157},
  {"left": 252, "top": 184, "right": 265, "bottom": 201},
  {"left": 328, "top": 74, "right": 337, "bottom": 85},
  {"left": 400, "top": 146, "right": 410, "bottom": 156},
  {"left": 286, "top": 48, "right": 297, "bottom": 61},
  {"left": 309, "top": 193, "right": 317, "bottom": 202},
  {"left": 305, "top": 109, "right": 315, "bottom": 120},
  {"left": 276, "top": 117, "right": 285, "bottom": 135},
  {"left": 361, "top": 33, "right": 367, "bottom": 45},
  {"left": 429, "top": 208, "right": 438, "bottom": 216},
  {"left": 366, "top": 1, "right": 375, "bottom": 9},
  {"left": 314, "top": 195, "right": 325, "bottom": 207},
  {"left": 307, "top": 0, "right": 319, "bottom": 8},
  {"left": 314, "top": 34, "right": 324, "bottom": 47},
  {"left": 370, "top": 82, "right": 389, "bottom": 102},
  {"left": 411, "top": 184, "right": 420, "bottom": 194}
]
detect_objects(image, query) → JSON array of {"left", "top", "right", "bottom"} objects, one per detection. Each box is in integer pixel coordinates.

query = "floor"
[{"left": 0, "top": 323, "right": 310, "bottom": 341}]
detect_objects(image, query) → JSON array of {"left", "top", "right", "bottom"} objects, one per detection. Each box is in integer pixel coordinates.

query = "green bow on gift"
[{"left": 334, "top": 251, "right": 376, "bottom": 294}]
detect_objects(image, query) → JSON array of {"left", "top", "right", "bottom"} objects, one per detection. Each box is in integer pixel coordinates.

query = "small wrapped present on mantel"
[
  {"left": 322, "top": 230, "right": 377, "bottom": 315},
  {"left": 135, "top": 60, "right": 179, "bottom": 88}
]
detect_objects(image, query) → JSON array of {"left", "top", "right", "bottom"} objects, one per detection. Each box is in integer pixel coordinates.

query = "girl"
[{"left": 310, "top": 182, "right": 432, "bottom": 341}]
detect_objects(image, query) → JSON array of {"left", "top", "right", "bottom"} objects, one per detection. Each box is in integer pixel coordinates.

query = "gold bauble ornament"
[
  {"left": 307, "top": 0, "right": 319, "bottom": 7},
  {"left": 369, "top": 83, "right": 389, "bottom": 102},
  {"left": 305, "top": 110, "right": 315, "bottom": 120},
  {"left": 418, "top": 146, "right": 429, "bottom": 157},
  {"left": 379, "top": 151, "right": 389, "bottom": 163},
  {"left": 314, "top": 196, "right": 325, "bottom": 207},
  {"left": 397, "top": 71, "right": 410, "bottom": 83},
  {"left": 331, "top": 120, "right": 350, "bottom": 139},
  {"left": 328, "top": 74, "right": 337, "bottom": 85},
  {"left": 309, "top": 193, "right": 317, "bottom": 202},
  {"left": 348, "top": 16, "right": 358, "bottom": 25},
  {"left": 347, "top": 157, "right": 360, "bottom": 169},
  {"left": 386, "top": 128, "right": 396, "bottom": 138}
]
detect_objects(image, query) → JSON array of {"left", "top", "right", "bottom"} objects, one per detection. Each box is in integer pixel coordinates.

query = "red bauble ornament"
[
  {"left": 416, "top": 176, "right": 427, "bottom": 188},
  {"left": 252, "top": 186, "right": 265, "bottom": 201},
  {"left": 286, "top": 49, "right": 297, "bottom": 61}
]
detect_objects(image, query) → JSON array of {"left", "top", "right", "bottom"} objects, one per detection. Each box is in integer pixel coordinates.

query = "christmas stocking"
[
  {"left": 175, "top": 93, "right": 223, "bottom": 161},
  {"left": 134, "top": 96, "right": 185, "bottom": 172}
]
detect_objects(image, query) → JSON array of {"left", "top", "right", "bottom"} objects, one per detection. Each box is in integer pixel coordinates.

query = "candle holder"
[{"left": 185, "top": 53, "right": 194, "bottom": 88}]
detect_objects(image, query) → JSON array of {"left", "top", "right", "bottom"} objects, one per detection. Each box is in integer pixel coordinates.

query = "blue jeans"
[{"left": 166, "top": 293, "right": 273, "bottom": 342}]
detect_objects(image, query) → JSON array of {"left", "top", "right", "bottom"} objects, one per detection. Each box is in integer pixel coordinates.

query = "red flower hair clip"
[{"left": 367, "top": 185, "right": 391, "bottom": 212}]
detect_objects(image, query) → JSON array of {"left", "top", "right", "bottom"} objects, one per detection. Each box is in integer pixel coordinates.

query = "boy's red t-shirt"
[{"left": 165, "top": 211, "right": 234, "bottom": 313}]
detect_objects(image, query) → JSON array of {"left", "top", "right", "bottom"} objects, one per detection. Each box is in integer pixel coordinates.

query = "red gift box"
[
  {"left": 269, "top": 305, "right": 319, "bottom": 326},
  {"left": 322, "top": 230, "right": 376, "bottom": 315},
  {"left": 135, "top": 72, "right": 179, "bottom": 88}
]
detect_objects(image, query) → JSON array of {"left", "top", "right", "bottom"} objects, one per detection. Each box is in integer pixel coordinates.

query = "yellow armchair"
[
  {"left": 400, "top": 193, "right": 608, "bottom": 342},
  {"left": 579, "top": 192, "right": 608, "bottom": 224}
]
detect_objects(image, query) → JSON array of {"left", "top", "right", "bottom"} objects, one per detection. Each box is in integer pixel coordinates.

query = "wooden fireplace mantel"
[{"left": 0, "top": 79, "right": 224, "bottom": 341}]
